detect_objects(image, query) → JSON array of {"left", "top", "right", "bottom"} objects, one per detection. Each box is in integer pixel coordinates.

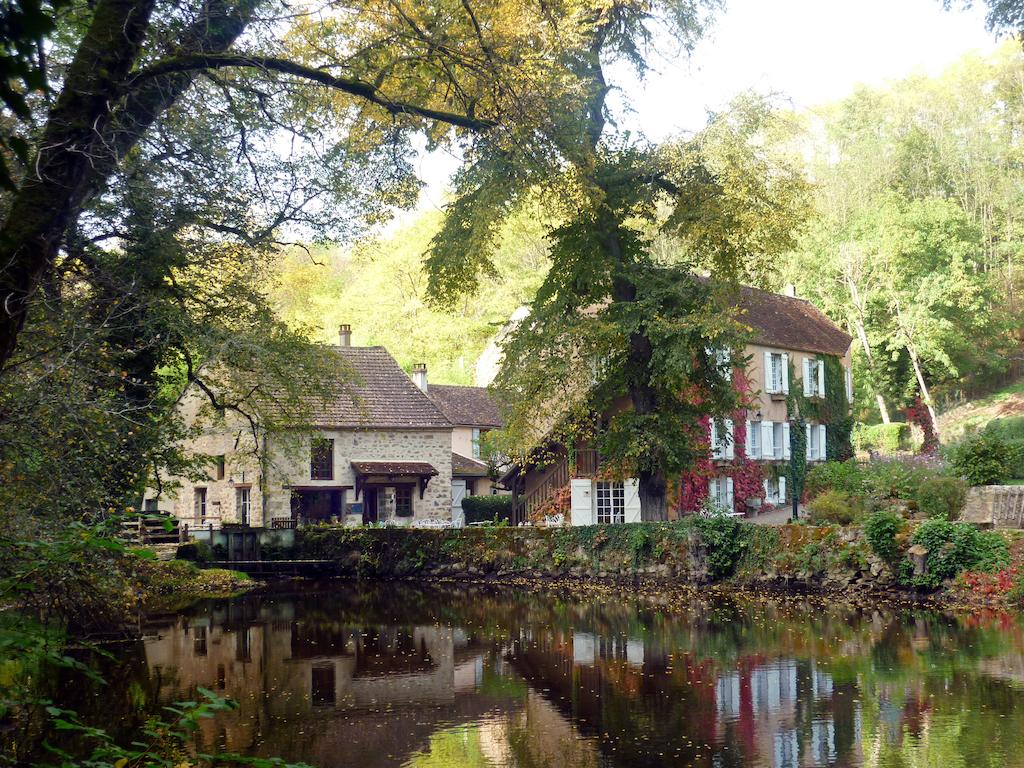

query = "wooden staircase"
[{"left": 515, "top": 449, "right": 600, "bottom": 523}]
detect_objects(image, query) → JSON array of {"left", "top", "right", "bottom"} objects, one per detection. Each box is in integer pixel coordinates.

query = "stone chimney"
[
  {"left": 338, "top": 324, "right": 351, "bottom": 347},
  {"left": 412, "top": 363, "right": 428, "bottom": 392},
  {"left": 784, "top": 284, "right": 798, "bottom": 298}
]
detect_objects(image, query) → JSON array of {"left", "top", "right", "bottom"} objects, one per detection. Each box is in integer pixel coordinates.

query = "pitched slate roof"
[
  {"left": 451, "top": 452, "right": 490, "bottom": 477},
  {"left": 313, "top": 346, "right": 451, "bottom": 429},
  {"left": 735, "top": 286, "right": 852, "bottom": 357},
  {"left": 427, "top": 384, "right": 503, "bottom": 428}
]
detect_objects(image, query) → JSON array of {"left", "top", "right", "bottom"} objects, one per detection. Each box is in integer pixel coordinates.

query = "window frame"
[
  {"left": 748, "top": 420, "right": 761, "bottom": 458},
  {"left": 236, "top": 486, "right": 251, "bottom": 525},
  {"left": 394, "top": 485, "right": 413, "bottom": 517},
  {"left": 214, "top": 455, "right": 226, "bottom": 480},
  {"left": 807, "top": 358, "right": 822, "bottom": 397},
  {"left": 471, "top": 428, "right": 482, "bottom": 459},
  {"left": 770, "top": 352, "right": 784, "bottom": 393},
  {"left": 596, "top": 481, "right": 625, "bottom": 524},
  {"left": 194, "top": 487, "right": 207, "bottom": 524},
  {"left": 310, "top": 437, "right": 334, "bottom": 481}
]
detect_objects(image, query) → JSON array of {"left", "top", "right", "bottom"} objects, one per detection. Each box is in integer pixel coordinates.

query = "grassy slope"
[{"left": 937, "top": 378, "right": 1024, "bottom": 440}]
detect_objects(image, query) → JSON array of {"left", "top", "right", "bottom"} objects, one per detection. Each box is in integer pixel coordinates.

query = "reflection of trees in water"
[{"left": 28, "top": 582, "right": 1024, "bottom": 768}]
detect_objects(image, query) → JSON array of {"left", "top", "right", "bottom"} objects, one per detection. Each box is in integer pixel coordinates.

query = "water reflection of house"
[
  {"left": 143, "top": 613, "right": 519, "bottom": 766},
  {"left": 714, "top": 659, "right": 861, "bottom": 768},
  {"left": 509, "top": 627, "right": 867, "bottom": 768}
]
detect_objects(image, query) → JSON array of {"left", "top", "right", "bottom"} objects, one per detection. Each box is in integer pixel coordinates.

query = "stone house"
[
  {"left": 150, "top": 327, "right": 454, "bottom": 529},
  {"left": 503, "top": 285, "right": 854, "bottom": 525}
]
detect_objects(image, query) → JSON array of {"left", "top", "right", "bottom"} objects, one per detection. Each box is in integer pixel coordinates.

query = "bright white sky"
[{"left": 415, "top": 0, "right": 1002, "bottom": 208}]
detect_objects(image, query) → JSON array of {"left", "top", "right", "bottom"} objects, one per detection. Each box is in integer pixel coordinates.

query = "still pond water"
[{"left": 52, "top": 582, "right": 1024, "bottom": 767}]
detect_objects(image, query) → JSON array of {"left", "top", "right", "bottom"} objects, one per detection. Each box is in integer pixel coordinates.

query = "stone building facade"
[{"left": 149, "top": 332, "right": 456, "bottom": 529}]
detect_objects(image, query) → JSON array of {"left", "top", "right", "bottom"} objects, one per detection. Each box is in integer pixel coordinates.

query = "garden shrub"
[
  {"left": 983, "top": 416, "right": 1024, "bottom": 441},
  {"left": 692, "top": 515, "right": 748, "bottom": 580},
  {"left": 915, "top": 476, "right": 966, "bottom": 519},
  {"left": 806, "top": 490, "right": 862, "bottom": 525},
  {"left": 854, "top": 423, "right": 910, "bottom": 454},
  {"left": 904, "top": 519, "right": 1010, "bottom": 589},
  {"left": 462, "top": 495, "right": 515, "bottom": 524},
  {"left": 863, "top": 510, "right": 903, "bottom": 564},
  {"left": 1008, "top": 573, "right": 1024, "bottom": 607},
  {"left": 1008, "top": 438, "right": 1024, "bottom": 479},
  {"left": 860, "top": 456, "right": 947, "bottom": 502},
  {"left": 949, "top": 431, "right": 1019, "bottom": 486},
  {"left": 805, "top": 460, "right": 866, "bottom": 500}
]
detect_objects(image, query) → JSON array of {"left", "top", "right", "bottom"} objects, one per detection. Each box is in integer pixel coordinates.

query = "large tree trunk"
[
  {"left": 894, "top": 298, "right": 940, "bottom": 440},
  {"left": 605, "top": 228, "right": 669, "bottom": 520},
  {"left": 846, "top": 277, "right": 891, "bottom": 424},
  {"left": 0, "top": 0, "right": 156, "bottom": 368},
  {"left": 0, "top": 0, "right": 260, "bottom": 372}
]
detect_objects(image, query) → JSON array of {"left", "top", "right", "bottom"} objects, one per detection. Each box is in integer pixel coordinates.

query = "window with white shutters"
[
  {"left": 804, "top": 424, "right": 827, "bottom": 461},
  {"left": 773, "top": 422, "right": 787, "bottom": 460},
  {"left": 709, "top": 477, "right": 734, "bottom": 510},
  {"left": 763, "top": 476, "right": 788, "bottom": 505},
  {"left": 804, "top": 358, "right": 824, "bottom": 397},
  {"left": 761, "top": 421, "right": 774, "bottom": 460},
  {"left": 770, "top": 353, "right": 784, "bottom": 393},
  {"left": 596, "top": 482, "right": 625, "bottom": 524},
  {"left": 710, "top": 419, "right": 734, "bottom": 460},
  {"left": 747, "top": 420, "right": 761, "bottom": 459}
]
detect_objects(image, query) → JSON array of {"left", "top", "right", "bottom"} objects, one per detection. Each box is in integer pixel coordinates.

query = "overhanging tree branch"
[{"left": 128, "top": 54, "right": 496, "bottom": 130}]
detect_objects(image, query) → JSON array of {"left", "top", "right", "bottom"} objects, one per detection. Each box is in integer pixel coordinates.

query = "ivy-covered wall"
[{"left": 677, "top": 353, "right": 853, "bottom": 514}]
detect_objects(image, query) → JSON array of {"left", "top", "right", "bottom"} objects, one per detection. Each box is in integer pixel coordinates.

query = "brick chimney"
[
  {"left": 412, "top": 363, "right": 428, "bottom": 392},
  {"left": 338, "top": 324, "right": 351, "bottom": 347}
]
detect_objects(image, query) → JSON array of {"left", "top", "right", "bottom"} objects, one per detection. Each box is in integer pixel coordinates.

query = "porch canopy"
[{"left": 351, "top": 460, "right": 438, "bottom": 499}]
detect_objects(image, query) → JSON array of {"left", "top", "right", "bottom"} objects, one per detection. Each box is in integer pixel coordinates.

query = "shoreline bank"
[{"left": 226, "top": 520, "right": 1024, "bottom": 611}]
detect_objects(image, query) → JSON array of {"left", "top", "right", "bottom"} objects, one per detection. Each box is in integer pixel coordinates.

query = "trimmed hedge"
[
  {"left": 462, "top": 494, "right": 515, "bottom": 524},
  {"left": 854, "top": 423, "right": 910, "bottom": 454}
]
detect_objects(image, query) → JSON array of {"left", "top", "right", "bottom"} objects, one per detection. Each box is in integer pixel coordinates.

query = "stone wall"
[
  {"left": 263, "top": 428, "right": 453, "bottom": 525},
  {"left": 288, "top": 522, "right": 891, "bottom": 595},
  {"left": 962, "top": 485, "right": 1024, "bottom": 529}
]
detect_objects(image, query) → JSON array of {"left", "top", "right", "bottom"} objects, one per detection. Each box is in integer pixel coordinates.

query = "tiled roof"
[
  {"left": 452, "top": 452, "right": 490, "bottom": 477},
  {"left": 428, "top": 384, "right": 503, "bottom": 428},
  {"left": 735, "top": 287, "right": 852, "bottom": 357},
  {"left": 312, "top": 347, "right": 452, "bottom": 429},
  {"left": 350, "top": 460, "right": 438, "bottom": 476}
]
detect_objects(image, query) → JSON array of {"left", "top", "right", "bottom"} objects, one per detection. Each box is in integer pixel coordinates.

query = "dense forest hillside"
[
  {"left": 779, "top": 42, "right": 1024, "bottom": 429},
  {"left": 272, "top": 206, "right": 551, "bottom": 384},
  {"left": 273, "top": 43, "right": 1024, "bottom": 416}
]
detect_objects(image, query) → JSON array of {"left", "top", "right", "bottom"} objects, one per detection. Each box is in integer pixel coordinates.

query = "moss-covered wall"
[{"left": 287, "top": 520, "right": 885, "bottom": 592}]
